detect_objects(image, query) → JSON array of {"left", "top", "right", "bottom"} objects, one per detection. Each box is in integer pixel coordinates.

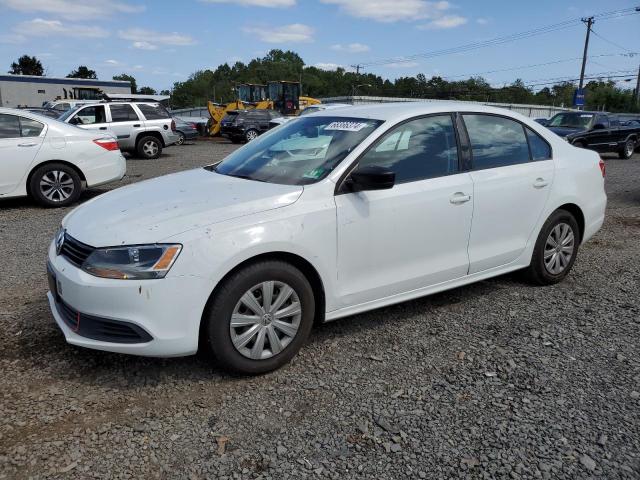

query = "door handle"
[
  {"left": 18, "top": 142, "right": 37, "bottom": 147},
  {"left": 450, "top": 192, "right": 471, "bottom": 204},
  {"left": 133, "top": 124, "right": 141, "bottom": 127},
  {"left": 533, "top": 178, "right": 549, "bottom": 189},
  {"left": 99, "top": 127, "right": 107, "bottom": 130}
]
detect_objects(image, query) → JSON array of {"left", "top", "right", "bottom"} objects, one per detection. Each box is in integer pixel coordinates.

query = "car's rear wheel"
[
  {"left": 244, "top": 129, "right": 259, "bottom": 142},
  {"left": 202, "top": 260, "right": 315, "bottom": 374},
  {"left": 176, "top": 132, "right": 186, "bottom": 146},
  {"left": 619, "top": 139, "right": 635, "bottom": 159},
  {"left": 29, "top": 163, "right": 82, "bottom": 207},
  {"left": 136, "top": 136, "right": 162, "bottom": 159},
  {"left": 524, "top": 209, "right": 580, "bottom": 285}
]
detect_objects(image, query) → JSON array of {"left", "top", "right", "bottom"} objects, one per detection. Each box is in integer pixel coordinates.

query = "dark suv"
[{"left": 220, "top": 110, "right": 281, "bottom": 143}]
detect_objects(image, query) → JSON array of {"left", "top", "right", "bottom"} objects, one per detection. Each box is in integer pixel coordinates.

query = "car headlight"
[{"left": 82, "top": 244, "right": 182, "bottom": 280}]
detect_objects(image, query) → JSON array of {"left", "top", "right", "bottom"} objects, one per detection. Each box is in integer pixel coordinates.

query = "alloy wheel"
[
  {"left": 143, "top": 140, "right": 159, "bottom": 157},
  {"left": 39, "top": 170, "right": 75, "bottom": 202},
  {"left": 176, "top": 133, "right": 185, "bottom": 146},
  {"left": 229, "top": 281, "right": 301, "bottom": 360},
  {"left": 625, "top": 140, "right": 634, "bottom": 158},
  {"left": 246, "top": 130, "right": 258, "bottom": 141},
  {"left": 544, "top": 222, "right": 575, "bottom": 275}
]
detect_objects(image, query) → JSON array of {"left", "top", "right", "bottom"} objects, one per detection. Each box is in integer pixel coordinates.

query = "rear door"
[
  {"left": 106, "top": 104, "right": 144, "bottom": 150},
  {"left": 462, "top": 114, "right": 555, "bottom": 274},
  {"left": 0, "top": 114, "right": 45, "bottom": 195},
  {"left": 67, "top": 105, "right": 108, "bottom": 134}
]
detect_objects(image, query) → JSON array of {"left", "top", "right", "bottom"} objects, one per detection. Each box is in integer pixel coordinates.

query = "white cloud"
[
  {"left": 321, "top": 0, "right": 451, "bottom": 23},
  {"left": 104, "top": 59, "right": 121, "bottom": 66},
  {"left": 315, "top": 62, "right": 343, "bottom": 71},
  {"left": 0, "top": 33, "right": 26, "bottom": 44},
  {"left": 419, "top": 14, "right": 468, "bottom": 29},
  {"left": 387, "top": 61, "right": 420, "bottom": 68},
  {"left": 243, "top": 24, "right": 314, "bottom": 43},
  {"left": 476, "top": 17, "right": 489, "bottom": 25},
  {"left": 331, "top": 42, "right": 370, "bottom": 53},
  {"left": 118, "top": 28, "right": 196, "bottom": 50},
  {"left": 132, "top": 41, "right": 158, "bottom": 50},
  {"left": 16, "top": 18, "right": 109, "bottom": 38},
  {"left": 0, "top": 0, "right": 144, "bottom": 20},
  {"left": 201, "top": 0, "right": 294, "bottom": 6}
]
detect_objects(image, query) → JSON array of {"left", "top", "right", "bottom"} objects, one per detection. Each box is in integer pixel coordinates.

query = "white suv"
[{"left": 59, "top": 102, "right": 179, "bottom": 159}]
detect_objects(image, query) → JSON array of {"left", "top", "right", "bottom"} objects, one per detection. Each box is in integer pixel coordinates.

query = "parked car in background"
[
  {"left": 59, "top": 101, "right": 179, "bottom": 159},
  {"left": 173, "top": 117, "right": 199, "bottom": 145},
  {"left": 220, "top": 109, "right": 282, "bottom": 143},
  {"left": 546, "top": 111, "right": 640, "bottom": 159},
  {"left": 534, "top": 118, "right": 549, "bottom": 126},
  {"left": 269, "top": 103, "right": 352, "bottom": 129},
  {"left": 42, "top": 99, "right": 96, "bottom": 114},
  {"left": 46, "top": 102, "right": 606, "bottom": 374},
  {"left": 0, "top": 107, "right": 125, "bottom": 207},
  {"left": 20, "top": 107, "right": 61, "bottom": 119}
]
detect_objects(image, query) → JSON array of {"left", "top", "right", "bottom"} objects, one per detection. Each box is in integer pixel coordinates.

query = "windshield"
[
  {"left": 58, "top": 105, "right": 82, "bottom": 121},
  {"left": 548, "top": 113, "right": 594, "bottom": 128},
  {"left": 213, "top": 116, "right": 383, "bottom": 185}
]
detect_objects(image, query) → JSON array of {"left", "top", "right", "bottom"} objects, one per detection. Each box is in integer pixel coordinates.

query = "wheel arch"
[
  {"left": 556, "top": 203, "right": 585, "bottom": 243},
  {"left": 26, "top": 159, "right": 86, "bottom": 196},
  {"left": 198, "top": 251, "right": 327, "bottom": 347},
  {"left": 135, "top": 130, "right": 165, "bottom": 147}
]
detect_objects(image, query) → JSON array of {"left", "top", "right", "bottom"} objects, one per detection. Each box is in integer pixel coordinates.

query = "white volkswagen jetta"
[
  {"left": 47, "top": 103, "right": 606, "bottom": 374},
  {"left": 0, "top": 107, "right": 125, "bottom": 207}
]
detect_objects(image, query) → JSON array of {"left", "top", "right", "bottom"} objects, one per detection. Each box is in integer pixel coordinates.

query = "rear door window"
[
  {"left": 463, "top": 114, "right": 530, "bottom": 169},
  {"left": 525, "top": 127, "right": 552, "bottom": 161},
  {"left": 110, "top": 104, "right": 140, "bottom": 122},
  {"left": 19, "top": 117, "right": 45, "bottom": 137},
  {"left": 0, "top": 114, "right": 21, "bottom": 139}
]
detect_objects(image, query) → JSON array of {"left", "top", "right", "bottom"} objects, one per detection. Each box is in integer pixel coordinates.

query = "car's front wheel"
[
  {"left": 244, "top": 129, "right": 259, "bottom": 142},
  {"left": 176, "top": 132, "right": 186, "bottom": 146},
  {"left": 524, "top": 209, "right": 580, "bottom": 285},
  {"left": 29, "top": 163, "right": 82, "bottom": 207},
  {"left": 202, "top": 260, "right": 315, "bottom": 374},
  {"left": 619, "top": 138, "right": 635, "bottom": 159}
]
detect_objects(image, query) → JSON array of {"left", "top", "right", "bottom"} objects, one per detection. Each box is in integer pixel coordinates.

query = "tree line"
[{"left": 8, "top": 52, "right": 639, "bottom": 113}]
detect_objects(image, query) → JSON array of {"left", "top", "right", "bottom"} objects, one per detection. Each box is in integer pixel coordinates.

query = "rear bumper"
[
  {"left": 84, "top": 152, "right": 126, "bottom": 188},
  {"left": 179, "top": 129, "right": 199, "bottom": 140}
]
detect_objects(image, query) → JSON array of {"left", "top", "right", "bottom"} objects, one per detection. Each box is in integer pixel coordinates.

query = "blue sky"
[{"left": 0, "top": 0, "right": 638, "bottom": 92}]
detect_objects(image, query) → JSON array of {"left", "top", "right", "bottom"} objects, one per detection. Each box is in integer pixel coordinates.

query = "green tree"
[
  {"left": 9, "top": 55, "right": 44, "bottom": 76},
  {"left": 113, "top": 73, "right": 137, "bottom": 93},
  {"left": 67, "top": 66, "right": 97, "bottom": 79},
  {"left": 138, "top": 86, "right": 157, "bottom": 95}
]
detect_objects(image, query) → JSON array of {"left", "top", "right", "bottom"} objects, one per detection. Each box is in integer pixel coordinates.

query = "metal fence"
[{"left": 320, "top": 96, "right": 576, "bottom": 119}]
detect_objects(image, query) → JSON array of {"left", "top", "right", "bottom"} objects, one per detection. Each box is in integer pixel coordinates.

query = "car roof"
[{"left": 312, "top": 101, "right": 531, "bottom": 122}]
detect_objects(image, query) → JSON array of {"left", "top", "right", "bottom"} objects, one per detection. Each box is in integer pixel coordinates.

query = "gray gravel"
[{"left": 1, "top": 141, "right": 639, "bottom": 479}]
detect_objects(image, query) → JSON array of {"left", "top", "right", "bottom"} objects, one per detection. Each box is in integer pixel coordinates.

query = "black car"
[
  {"left": 220, "top": 109, "right": 282, "bottom": 143},
  {"left": 546, "top": 112, "right": 640, "bottom": 159},
  {"left": 173, "top": 117, "right": 199, "bottom": 145}
]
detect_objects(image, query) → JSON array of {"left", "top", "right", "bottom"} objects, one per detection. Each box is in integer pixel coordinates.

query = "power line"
[
  {"left": 590, "top": 29, "right": 636, "bottom": 54},
  {"left": 357, "top": 7, "right": 639, "bottom": 69}
]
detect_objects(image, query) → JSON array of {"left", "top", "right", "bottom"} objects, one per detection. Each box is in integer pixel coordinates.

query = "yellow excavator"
[{"left": 207, "top": 81, "right": 320, "bottom": 136}]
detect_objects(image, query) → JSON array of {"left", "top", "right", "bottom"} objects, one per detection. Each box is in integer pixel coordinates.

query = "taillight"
[
  {"left": 599, "top": 158, "right": 606, "bottom": 177},
  {"left": 93, "top": 138, "right": 119, "bottom": 151},
  {"left": 171, "top": 119, "right": 176, "bottom": 132},
  {"left": 190, "top": 123, "right": 197, "bottom": 129}
]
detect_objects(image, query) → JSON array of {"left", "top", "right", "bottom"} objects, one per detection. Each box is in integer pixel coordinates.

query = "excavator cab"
[
  {"left": 268, "top": 81, "right": 300, "bottom": 116},
  {"left": 237, "top": 83, "right": 268, "bottom": 104}
]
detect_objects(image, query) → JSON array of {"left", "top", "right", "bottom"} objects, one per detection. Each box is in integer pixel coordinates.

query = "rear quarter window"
[{"left": 137, "top": 104, "right": 170, "bottom": 120}]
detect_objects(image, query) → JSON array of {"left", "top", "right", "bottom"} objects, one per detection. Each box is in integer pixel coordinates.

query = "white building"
[{"left": 0, "top": 74, "right": 132, "bottom": 108}]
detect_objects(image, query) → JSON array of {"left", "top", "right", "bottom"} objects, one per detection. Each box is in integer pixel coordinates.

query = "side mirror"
[
  {"left": 593, "top": 123, "right": 606, "bottom": 130},
  {"left": 348, "top": 166, "right": 395, "bottom": 192}
]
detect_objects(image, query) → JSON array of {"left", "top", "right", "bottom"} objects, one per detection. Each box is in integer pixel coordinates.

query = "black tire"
[
  {"left": 176, "top": 132, "right": 186, "bottom": 146},
  {"left": 244, "top": 129, "right": 259, "bottom": 143},
  {"left": 29, "top": 162, "right": 82, "bottom": 208},
  {"left": 618, "top": 138, "right": 635, "bottom": 159},
  {"left": 202, "top": 260, "right": 315, "bottom": 374},
  {"left": 136, "top": 136, "right": 162, "bottom": 159},
  {"left": 524, "top": 209, "right": 580, "bottom": 285}
]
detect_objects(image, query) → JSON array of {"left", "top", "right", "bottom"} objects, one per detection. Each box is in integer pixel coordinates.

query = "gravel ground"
[{"left": 1, "top": 141, "right": 639, "bottom": 479}]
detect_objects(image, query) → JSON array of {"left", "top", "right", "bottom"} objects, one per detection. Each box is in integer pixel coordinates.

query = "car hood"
[
  {"left": 63, "top": 169, "right": 303, "bottom": 246},
  {"left": 547, "top": 126, "right": 586, "bottom": 138}
]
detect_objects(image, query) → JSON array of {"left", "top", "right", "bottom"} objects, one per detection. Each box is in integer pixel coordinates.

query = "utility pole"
[
  {"left": 578, "top": 17, "right": 594, "bottom": 91},
  {"left": 351, "top": 64, "right": 362, "bottom": 75},
  {"left": 635, "top": 63, "right": 640, "bottom": 106}
]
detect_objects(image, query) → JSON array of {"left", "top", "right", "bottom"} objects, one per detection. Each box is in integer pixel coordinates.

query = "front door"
[
  {"left": 68, "top": 105, "right": 108, "bottom": 134},
  {"left": 0, "top": 113, "right": 44, "bottom": 195},
  {"left": 335, "top": 114, "right": 473, "bottom": 308},
  {"left": 461, "top": 114, "right": 555, "bottom": 274}
]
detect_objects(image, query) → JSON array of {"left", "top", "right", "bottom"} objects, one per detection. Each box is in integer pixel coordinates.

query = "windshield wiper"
[{"left": 225, "top": 173, "right": 266, "bottom": 182}]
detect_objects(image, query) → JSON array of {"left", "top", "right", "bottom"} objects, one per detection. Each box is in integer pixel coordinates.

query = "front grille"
[
  {"left": 56, "top": 299, "right": 152, "bottom": 344},
  {"left": 60, "top": 234, "right": 95, "bottom": 268}
]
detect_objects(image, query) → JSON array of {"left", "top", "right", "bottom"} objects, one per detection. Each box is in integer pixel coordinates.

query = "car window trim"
[
  {"left": 0, "top": 113, "right": 22, "bottom": 139},
  {"left": 459, "top": 112, "right": 554, "bottom": 172},
  {"left": 334, "top": 112, "right": 462, "bottom": 195}
]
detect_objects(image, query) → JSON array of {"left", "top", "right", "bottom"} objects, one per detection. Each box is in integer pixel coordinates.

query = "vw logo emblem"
[{"left": 55, "top": 228, "right": 65, "bottom": 255}]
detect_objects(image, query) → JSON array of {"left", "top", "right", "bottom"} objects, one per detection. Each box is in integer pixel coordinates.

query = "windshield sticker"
[
  {"left": 325, "top": 121, "right": 370, "bottom": 132},
  {"left": 303, "top": 167, "right": 325, "bottom": 179}
]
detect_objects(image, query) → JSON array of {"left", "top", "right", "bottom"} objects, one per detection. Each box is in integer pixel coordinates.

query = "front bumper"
[
  {"left": 180, "top": 129, "right": 199, "bottom": 140},
  {"left": 46, "top": 240, "right": 211, "bottom": 357}
]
